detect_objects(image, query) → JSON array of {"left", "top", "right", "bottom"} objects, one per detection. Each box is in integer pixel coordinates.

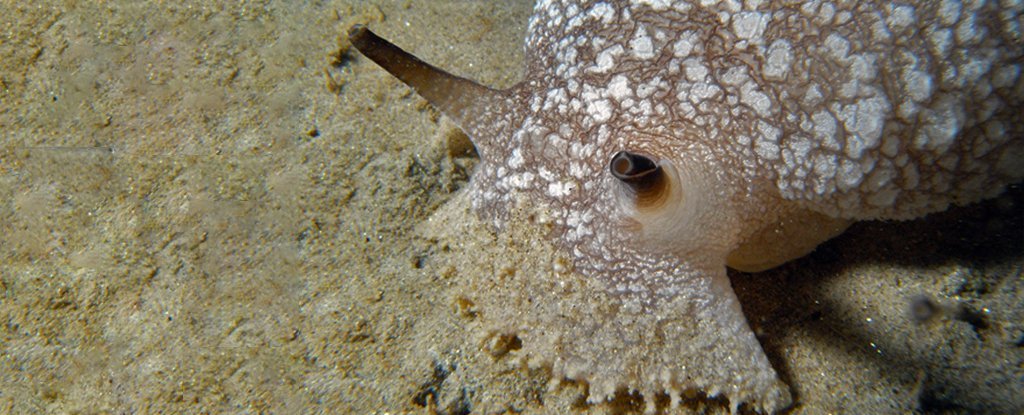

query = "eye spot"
[
  {"left": 609, "top": 151, "right": 670, "bottom": 209},
  {"left": 610, "top": 151, "right": 658, "bottom": 180}
]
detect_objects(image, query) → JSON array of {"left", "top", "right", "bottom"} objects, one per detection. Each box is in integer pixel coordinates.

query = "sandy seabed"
[{"left": 1, "top": 1, "right": 1021, "bottom": 414}]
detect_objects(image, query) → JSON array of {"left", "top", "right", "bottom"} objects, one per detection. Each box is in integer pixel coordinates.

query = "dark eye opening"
[
  {"left": 610, "top": 151, "right": 668, "bottom": 208},
  {"left": 610, "top": 151, "right": 659, "bottom": 181}
]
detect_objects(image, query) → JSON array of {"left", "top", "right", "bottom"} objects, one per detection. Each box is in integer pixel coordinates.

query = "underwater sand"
[{"left": 0, "top": 1, "right": 1020, "bottom": 414}]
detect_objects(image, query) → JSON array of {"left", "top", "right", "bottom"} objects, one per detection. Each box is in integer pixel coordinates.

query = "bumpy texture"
[
  {"left": 480, "top": 0, "right": 1023, "bottom": 221},
  {"left": 352, "top": 0, "right": 1022, "bottom": 413}
]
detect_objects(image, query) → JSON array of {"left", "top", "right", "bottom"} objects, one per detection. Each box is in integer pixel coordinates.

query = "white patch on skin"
[
  {"left": 902, "top": 68, "right": 934, "bottom": 102},
  {"left": 835, "top": 10, "right": 852, "bottom": 25},
  {"left": 938, "top": 0, "right": 962, "bottom": 26},
  {"left": 682, "top": 58, "right": 708, "bottom": 82},
  {"left": 837, "top": 158, "right": 864, "bottom": 192},
  {"left": 741, "top": 81, "right": 772, "bottom": 117},
  {"left": 690, "top": 82, "right": 720, "bottom": 101},
  {"left": 825, "top": 33, "right": 851, "bottom": 61},
  {"left": 721, "top": 66, "right": 750, "bottom": 86},
  {"left": 754, "top": 119, "right": 781, "bottom": 160},
  {"left": 636, "top": 76, "right": 664, "bottom": 98},
  {"left": 547, "top": 181, "right": 574, "bottom": 198},
  {"left": 916, "top": 95, "right": 965, "bottom": 152},
  {"left": 630, "top": 25, "right": 656, "bottom": 59},
  {"left": 837, "top": 93, "right": 890, "bottom": 159},
  {"left": 588, "top": 2, "right": 616, "bottom": 24},
  {"left": 888, "top": 5, "right": 915, "bottom": 30},
  {"left": 672, "top": 30, "right": 699, "bottom": 57},
  {"left": 543, "top": 87, "right": 569, "bottom": 111},
  {"left": 608, "top": 74, "right": 632, "bottom": 101},
  {"left": 803, "top": 84, "right": 823, "bottom": 107},
  {"left": 508, "top": 148, "right": 524, "bottom": 169},
  {"left": 812, "top": 110, "right": 840, "bottom": 151},
  {"left": 763, "top": 39, "right": 793, "bottom": 80},
  {"left": 732, "top": 11, "right": 769, "bottom": 43},
  {"left": 817, "top": 2, "right": 835, "bottom": 23},
  {"left": 848, "top": 53, "right": 878, "bottom": 81},
  {"left": 961, "top": 58, "right": 991, "bottom": 84},
  {"left": 928, "top": 28, "right": 953, "bottom": 58},
  {"left": 590, "top": 44, "right": 624, "bottom": 73},
  {"left": 587, "top": 98, "right": 613, "bottom": 122}
]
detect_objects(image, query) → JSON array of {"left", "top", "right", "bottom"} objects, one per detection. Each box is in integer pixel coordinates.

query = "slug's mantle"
[{"left": 348, "top": 0, "right": 1023, "bottom": 413}]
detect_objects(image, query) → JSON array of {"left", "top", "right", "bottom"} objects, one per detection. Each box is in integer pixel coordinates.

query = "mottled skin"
[{"left": 351, "top": 0, "right": 1023, "bottom": 412}]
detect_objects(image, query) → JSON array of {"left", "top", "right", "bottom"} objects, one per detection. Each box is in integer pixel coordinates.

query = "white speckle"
[
  {"left": 508, "top": 171, "right": 534, "bottom": 189},
  {"left": 825, "top": 33, "right": 850, "bottom": 61},
  {"left": 902, "top": 69, "right": 933, "bottom": 102},
  {"left": 835, "top": 11, "right": 852, "bottom": 25},
  {"left": 683, "top": 58, "right": 709, "bottom": 82},
  {"left": 838, "top": 93, "right": 890, "bottom": 159},
  {"left": 755, "top": 136, "right": 779, "bottom": 160},
  {"left": 590, "top": 44, "right": 624, "bottom": 73},
  {"left": 837, "top": 158, "right": 864, "bottom": 191},
  {"left": 508, "top": 148, "right": 524, "bottom": 168},
  {"left": 803, "top": 84, "right": 823, "bottom": 106},
  {"left": 887, "top": 5, "right": 915, "bottom": 30},
  {"left": 916, "top": 95, "right": 964, "bottom": 152},
  {"left": 755, "top": 120, "right": 782, "bottom": 160},
  {"left": 690, "top": 82, "right": 720, "bottom": 101},
  {"left": 961, "top": 58, "right": 991, "bottom": 84},
  {"left": 928, "top": 28, "right": 953, "bottom": 57},
  {"left": 608, "top": 75, "right": 631, "bottom": 101},
  {"left": 817, "top": 2, "right": 836, "bottom": 23},
  {"left": 732, "top": 11, "right": 770, "bottom": 43},
  {"left": 636, "top": 76, "right": 664, "bottom": 98},
  {"left": 672, "top": 30, "right": 699, "bottom": 57},
  {"left": 758, "top": 119, "right": 781, "bottom": 142},
  {"left": 849, "top": 53, "right": 878, "bottom": 81},
  {"left": 868, "top": 164, "right": 892, "bottom": 190},
  {"left": 740, "top": 81, "right": 772, "bottom": 117},
  {"left": 543, "top": 87, "right": 568, "bottom": 111},
  {"left": 569, "top": 162, "right": 586, "bottom": 179},
  {"left": 587, "top": 2, "right": 616, "bottom": 24},
  {"left": 812, "top": 153, "right": 838, "bottom": 192},
  {"left": 763, "top": 40, "right": 793, "bottom": 80},
  {"left": 938, "top": 0, "right": 962, "bottom": 26},
  {"left": 547, "top": 181, "right": 573, "bottom": 198},
  {"left": 587, "top": 98, "right": 613, "bottom": 123},
  {"left": 812, "top": 110, "right": 840, "bottom": 150},
  {"left": 787, "top": 134, "right": 813, "bottom": 162},
  {"left": 721, "top": 66, "right": 750, "bottom": 86},
  {"left": 630, "top": 26, "right": 656, "bottom": 59}
]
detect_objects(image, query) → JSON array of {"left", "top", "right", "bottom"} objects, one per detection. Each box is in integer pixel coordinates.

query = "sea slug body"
[{"left": 348, "top": 0, "right": 1023, "bottom": 412}]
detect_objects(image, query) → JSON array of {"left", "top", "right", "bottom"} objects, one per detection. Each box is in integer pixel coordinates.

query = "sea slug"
[{"left": 348, "top": 0, "right": 1023, "bottom": 412}]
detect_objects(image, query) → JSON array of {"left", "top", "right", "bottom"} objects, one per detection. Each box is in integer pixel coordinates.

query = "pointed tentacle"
[{"left": 348, "top": 25, "right": 505, "bottom": 143}]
